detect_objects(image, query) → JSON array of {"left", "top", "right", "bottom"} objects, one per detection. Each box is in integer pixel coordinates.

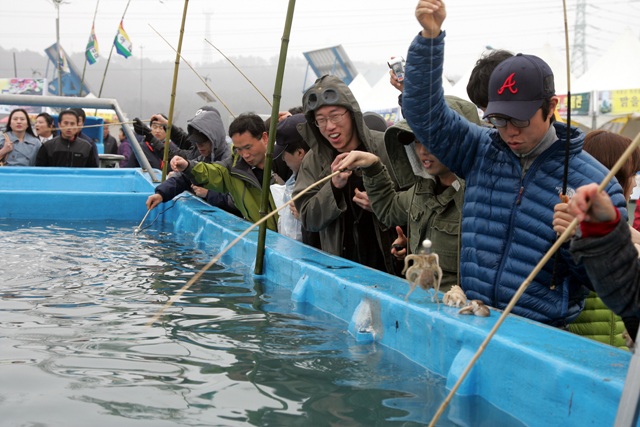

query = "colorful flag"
[
  {"left": 114, "top": 20, "right": 132, "bottom": 58},
  {"left": 58, "top": 47, "right": 70, "bottom": 74},
  {"left": 85, "top": 24, "right": 100, "bottom": 65}
]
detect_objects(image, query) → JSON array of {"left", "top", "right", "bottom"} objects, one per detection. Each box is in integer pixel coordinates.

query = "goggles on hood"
[{"left": 304, "top": 87, "right": 340, "bottom": 112}]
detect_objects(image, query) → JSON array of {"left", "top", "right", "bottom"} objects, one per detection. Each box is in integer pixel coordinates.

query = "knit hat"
[{"left": 483, "top": 53, "right": 555, "bottom": 121}]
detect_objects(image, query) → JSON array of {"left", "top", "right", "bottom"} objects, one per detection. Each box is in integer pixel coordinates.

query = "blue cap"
[{"left": 483, "top": 54, "right": 555, "bottom": 121}]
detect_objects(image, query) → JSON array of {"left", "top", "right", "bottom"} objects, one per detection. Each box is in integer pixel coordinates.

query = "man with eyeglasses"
[
  {"left": 170, "top": 113, "right": 279, "bottom": 231},
  {"left": 293, "top": 75, "right": 413, "bottom": 274},
  {"left": 400, "top": 0, "right": 627, "bottom": 327}
]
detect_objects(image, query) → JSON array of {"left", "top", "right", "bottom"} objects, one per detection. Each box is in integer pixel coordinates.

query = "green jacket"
[
  {"left": 185, "top": 155, "right": 278, "bottom": 231},
  {"left": 568, "top": 291, "right": 628, "bottom": 349}
]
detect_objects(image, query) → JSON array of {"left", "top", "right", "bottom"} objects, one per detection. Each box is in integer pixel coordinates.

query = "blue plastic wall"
[
  {"left": 0, "top": 167, "right": 634, "bottom": 426},
  {"left": 0, "top": 167, "right": 154, "bottom": 221}
]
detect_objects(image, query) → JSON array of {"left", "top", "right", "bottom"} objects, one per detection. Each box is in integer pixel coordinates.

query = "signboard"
[
  {"left": 598, "top": 89, "right": 640, "bottom": 115},
  {"left": 0, "top": 78, "right": 47, "bottom": 115},
  {"left": 556, "top": 92, "right": 590, "bottom": 116}
]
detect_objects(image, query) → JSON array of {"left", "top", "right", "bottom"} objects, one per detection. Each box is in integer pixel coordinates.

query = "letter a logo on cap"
[{"left": 498, "top": 73, "right": 518, "bottom": 95}]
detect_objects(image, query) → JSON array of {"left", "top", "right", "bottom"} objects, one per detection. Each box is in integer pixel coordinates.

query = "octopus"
[
  {"left": 401, "top": 250, "right": 443, "bottom": 302},
  {"left": 458, "top": 299, "right": 491, "bottom": 317},
  {"left": 443, "top": 285, "right": 467, "bottom": 308}
]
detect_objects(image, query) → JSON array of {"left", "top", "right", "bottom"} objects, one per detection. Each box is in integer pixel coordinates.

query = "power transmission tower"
[
  {"left": 572, "top": 0, "right": 588, "bottom": 77},
  {"left": 203, "top": 11, "right": 213, "bottom": 65}
]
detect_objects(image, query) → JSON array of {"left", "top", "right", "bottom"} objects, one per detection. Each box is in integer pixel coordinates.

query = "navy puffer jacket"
[{"left": 403, "top": 31, "right": 627, "bottom": 326}]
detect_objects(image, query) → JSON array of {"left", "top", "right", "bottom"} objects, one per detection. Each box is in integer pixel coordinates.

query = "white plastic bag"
[{"left": 271, "top": 179, "right": 302, "bottom": 241}]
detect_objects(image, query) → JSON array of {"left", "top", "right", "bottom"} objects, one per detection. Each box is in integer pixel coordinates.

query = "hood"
[
  {"left": 187, "top": 108, "right": 230, "bottom": 162},
  {"left": 385, "top": 95, "right": 483, "bottom": 188},
  {"left": 300, "top": 74, "right": 379, "bottom": 156}
]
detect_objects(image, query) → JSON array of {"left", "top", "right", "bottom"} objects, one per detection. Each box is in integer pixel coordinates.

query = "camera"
[{"left": 387, "top": 56, "right": 406, "bottom": 82}]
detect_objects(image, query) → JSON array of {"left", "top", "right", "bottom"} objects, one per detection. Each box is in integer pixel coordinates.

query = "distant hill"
[{"left": 0, "top": 46, "right": 388, "bottom": 128}]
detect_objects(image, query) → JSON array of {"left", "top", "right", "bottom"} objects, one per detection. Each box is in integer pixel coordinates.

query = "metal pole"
[
  {"left": 55, "top": 0, "right": 62, "bottom": 95},
  {"left": 139, "top": 45, "right": 143, "bottom": 117},
  {"left": 614, "top": 329, "right": 640, "bottom": 426}
]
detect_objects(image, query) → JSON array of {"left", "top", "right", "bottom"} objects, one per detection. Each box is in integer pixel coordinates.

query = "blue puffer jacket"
[{"left": 403, "top": 32, "right": 628, "bottom": 326}]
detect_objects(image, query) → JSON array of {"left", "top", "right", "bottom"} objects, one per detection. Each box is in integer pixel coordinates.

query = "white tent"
[
  {"left": 574, "top": 28, "right": 640, "bottom": 92},
  {"left": 347, "top": 73, "right": 372, "bottom": 107},
  {"left": 358, "top": 72, "right": 453, "bottom": 113},
  {"left": 446, "top": 44, "right": 575, "bottom": 103}
]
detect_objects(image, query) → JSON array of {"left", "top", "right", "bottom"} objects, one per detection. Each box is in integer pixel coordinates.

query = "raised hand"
[{"left": 415, "top": 0, "right": 446, "bottom": 38}]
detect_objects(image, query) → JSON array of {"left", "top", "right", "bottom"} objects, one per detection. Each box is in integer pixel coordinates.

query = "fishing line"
[
  {"left": 135, "top": 196, "right": 183, "bottom": 234},
  {"left": 204, "top": 38, "right": 272, "bottom": 108},
  {"left": 145, "top": 168, "right": 348, "bottom": 327},
  {"left": 149, "top": 24, "right": 236, "bottom": 119}
]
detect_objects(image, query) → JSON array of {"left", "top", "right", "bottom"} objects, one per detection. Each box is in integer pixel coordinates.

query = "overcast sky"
[{"left": 2, "top": 0, "right": 639, "bottom": 80}]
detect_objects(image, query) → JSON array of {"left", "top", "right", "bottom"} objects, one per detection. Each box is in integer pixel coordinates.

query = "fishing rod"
[
  {"left": 255, "top": 0, "right": 297, "bottom": 275},
  {"left": 428, "top": 129, "right": 640, "bottom": 426},
  {"left": 134, "top": 208, "right": 151, "bottom": 235},
  {"left": 204, "top": 38, "right": 272, "bottom": 108},
  {"left": 159, "top": 0, "right": 189, "bottom": 183},
  {"left": 549, "top": 0, "right": 574, "bottom": 290},
  {"left": 149, "top": 25, "right": 236, "bottom": 119},
  {"left": 146, "top": 167, "right": 346, "bottom": 327}
]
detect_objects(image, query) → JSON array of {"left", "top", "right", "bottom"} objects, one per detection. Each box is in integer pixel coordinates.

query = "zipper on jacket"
[{"left": 516, "top": 186, "right": 524, "bottom": 205}]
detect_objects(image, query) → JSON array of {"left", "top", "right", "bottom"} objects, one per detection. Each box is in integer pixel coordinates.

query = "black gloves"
[{"left": 133, "top": 118, "right": 152, "bottom": 141}]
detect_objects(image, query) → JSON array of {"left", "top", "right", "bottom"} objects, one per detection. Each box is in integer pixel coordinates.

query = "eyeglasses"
[
  {"left": 315, "top": 111, "right": 349, "bottom": 128},
  {"left": 151, "top": 123, "right": 165, "bottom": 130},
  {"left": 487, "top": 116, "right": 530, "bottom": 128}
]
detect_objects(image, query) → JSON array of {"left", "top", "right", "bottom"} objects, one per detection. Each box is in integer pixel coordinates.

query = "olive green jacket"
[{"left": 361, "top": 160, "right": 464, "bottom": 291}]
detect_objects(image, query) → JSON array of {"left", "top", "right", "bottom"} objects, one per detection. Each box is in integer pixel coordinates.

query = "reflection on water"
[{"left": 0, "top": 220, "right": 523, "bottom": 427}]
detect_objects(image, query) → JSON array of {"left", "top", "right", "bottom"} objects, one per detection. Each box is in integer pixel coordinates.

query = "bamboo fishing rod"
[
  {"left": 204, "top": 38, "right": 272, "bottom": 108},
  {"left": 160, "top": 0, "right": 189, "bottom": 182},
  {"left": 255, "top": 0, "right": 297, "bottom": 275},
  {"left": 148, "top": 25, "right": 236, "bottom": 119},
  {"left": 146, "top": 168, "right": 344, "bottom": 327},
  {"left": 428, "top": 129, "right": 640, "bottom": 427}
]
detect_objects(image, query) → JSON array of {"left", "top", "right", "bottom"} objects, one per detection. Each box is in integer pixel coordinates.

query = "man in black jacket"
[{"left": 36, "top": 109, "right": 98, "bottom": 168}]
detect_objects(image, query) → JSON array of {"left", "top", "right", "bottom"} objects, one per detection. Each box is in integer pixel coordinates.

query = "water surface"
[{"left": 0, "top": 220, "right": 523, "bottom": 427}]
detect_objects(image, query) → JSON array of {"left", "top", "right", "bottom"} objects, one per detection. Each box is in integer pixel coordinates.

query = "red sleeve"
[
  {"left": 580, "top": 208, "right": 621, "bottom": 238},
  {"left": 634, "top": 203, "right": 640, "bottom": 232}
]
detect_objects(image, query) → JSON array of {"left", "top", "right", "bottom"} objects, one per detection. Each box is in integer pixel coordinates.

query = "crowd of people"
[{"left": 1, "top": 0, "right": 639, "bottom": 349}]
